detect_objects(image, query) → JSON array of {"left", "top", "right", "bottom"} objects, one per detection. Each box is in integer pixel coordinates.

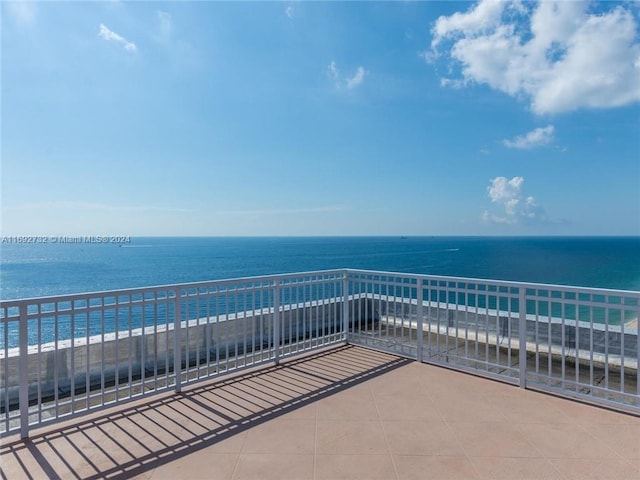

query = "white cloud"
[
  {"left": 431, "top": 0, "right": 509, "bottom": 47},
  {"left": 6, "top": 1, "right": 37, "bottom": 28},
  {"left": 487, "top": 176, "right": 523, "bottom": 205},
  {"left": 346, "top": 67, "right": 365, "bottom": 89},
  {"left": 430, "top": 0, "right": 640, "bottom": 114},
  {"left": 503, "top": 125, "right": 554, "bottom": 149},
  {"left": 419, "top": 50, "right": 436, "bottom": 64},
  {"left": 157, "top": 11, "right": 172, "bottom": 39},
  {"left": 98, "top": 24, "right": 137, "bottom": 52},
  {"left": 286, "top": 5, "right": 294, "bottom": 19},
  {"left": 327, "top": 61, "right": 339, "bottom": 80},
  {"left": 327, "top": 61, "right": 366, "bottom": 89},
  {"left": 483, "top": 176, "right": 548, "bottom": 225}
]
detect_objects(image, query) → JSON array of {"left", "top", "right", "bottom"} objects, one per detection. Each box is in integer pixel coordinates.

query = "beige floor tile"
[
  {"left": 60, "top": 429, "right": 126, "bottom": 470},
  {"left": 196, "top": 391, "right": 263, "bottom": 420},
  {"left": 550, "top": 457, "right": 640, "bottom": 480},
  {"left": 7, "top": 442, "right": 81, "bottom": 479},
  {"left": 486, "top": 391, "right": 568, "bottom": 424},
  {"left": 232, "top": 453, "right": 314, "bottom": 480},
  {"left": 374, "top": 394, "right": 444, "bottom": 421},
  {"left": 316, "top": 389, "right": 380, "bottom": 421},
  {"left": 240, "top": 376, "right": 307, "bottom": 401},
  {"left": 37, "top": 435, "right": 110, "bottom": 478},
  {"left": 0, "top": 446, "right": 56, "bottom": 480},
  {"left": 107, "top": 411, "right": 185, "bottom": 449},
  {"left": 129, "top": 469, "right": 158, "bottom": 480},
  {"left": 169, "top": 397, "right": 232, "bottom": 434},
  {"left": 550, "top": 399, "right": 640, "bottom": 425},
  {"left": 449, "top": 422, "right": 542, "bottom": 458},
  {"left": 316, "top": 420, "right": 389, "bottom": 455},
  {"left": 393, "top": 455, "right": 479, "bottom": 480},
  {"left": 516, "top": 422, "right": 618, "bottom": 459},
  {"left": 367, "top": 372, "right": 428, "bottom": 398},
  {"left": 315, "top": 454, "right": 398, "bottom": 480},
  {"left": 385, "top": 361, "right": 426, "bottom": 377},
  {"left": 241, "top": 419, "right": 315, "bottom": 454},
  {"left": 197, "top": 431, "right": 248, "bottom": 454},
  {"left": 423, "top": 370, "right": 503, "bottom": 395},
  {"left": 150, "top": 453, "right": 239, "bottom": 480},
  {"left": 136, "top": 407, "right": 202, "bottom": 442},
  {"left": 429, "top": 394, "right": 508, "bottom": 423},
  {"left": 116, "top": 460, "right": 161, "bottom": 480},
  {"left": 106, "top": 415, "right": 176, "bottom": 453},
  {"left": 469, "top": 457, "right": 565, "bottom": 480},
  {"left": 580, "top": 423, "right": 640, "bottom": 459},
  {"left": 382, "top": 421, "right": 464, "bottom": 456},
  {"left": 277, "top": 402, "right": 318, "bottom": 420}
]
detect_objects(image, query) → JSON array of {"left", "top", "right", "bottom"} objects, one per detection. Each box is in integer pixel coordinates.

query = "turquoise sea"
[{"left": 1, "top": 236, "right": 639, "bottom": 301}]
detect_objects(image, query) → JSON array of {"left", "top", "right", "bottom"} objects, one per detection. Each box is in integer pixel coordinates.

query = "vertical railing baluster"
[
  {"left": 127, "top": 298, "right": 133, "bottom": 401},
  {"left": 19, "top": 303, "right": 29, "bottom": 439},
  {"left": 70, "top": 303, "right": 76, "bottom": 414},
  {"left": 620, "top": 309, "right": 625, "bottom": 395},
  {"left": 416, "top": 278, "right": 424, "bottom": 363},
  {"left": 37, "top": 305, "right": 42, "bottom": 424},
  {"left": 233, "top": 286, "right": 239, "bottom": 365},
  {"left": 274, "top": 280, "right": 280, "bottom": 365},
  {"left": 507, "top": 289, "right": 512, "bottom": 374},
  {"left": 636, "top": 298, "right": 640, "bottom": 405},
  {"left": 427, "top": 281, "right": 433, "bottom": 360},
  {"left": 101, "top": 299, "right": 106, "bottom": 406},
  {"left": 173, "top": 288, "right": 182, "bottom": 393},
  {"left": 140, "top": 295, "right": 146, "bottom": 392},
  {"left": 342, "top": 271, "right": 350, "bottom": 343},
  {"left": 115, "top": 298, "right": 120, "bottom": 403},
  {"left": 464, "top": 284, "right": 469, "bottom": 363},
  {"left": 207, "top": 288, "right": 213, "bottom": 374},
  {"left": 519, "top": 288, "right": 527, "bottom": 389},
  {"left": 605, "top": 306, "right": 610, "bottom": 391},
  {"left": 561, "top": 298, "right": 566, "bottom": 389},
  {"left": 474, "top": 283, "right": 479, "bottom": 365},
  {"left": 85, "top": 301, "right": 90, "bottom": 411},
  {"left": 3, "top": 307, "right": 9, "bottom": 434}
]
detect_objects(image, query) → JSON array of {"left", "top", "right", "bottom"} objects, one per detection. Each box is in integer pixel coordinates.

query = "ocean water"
[{"left": 1, "top": 236, "right": 639, "bottom": 301}]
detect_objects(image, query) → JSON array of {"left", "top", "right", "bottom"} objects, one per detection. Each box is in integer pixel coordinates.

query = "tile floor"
[{"left": 1, "top": 344, "right": 639, "bottom": 480}]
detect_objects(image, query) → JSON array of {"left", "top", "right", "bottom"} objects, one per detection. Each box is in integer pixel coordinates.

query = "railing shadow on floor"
[{"left": 0, "top": 344, "right": 411, "bottom": 480}]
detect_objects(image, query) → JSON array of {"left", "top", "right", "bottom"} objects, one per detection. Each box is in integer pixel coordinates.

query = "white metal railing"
[
  {"left": 0, "top": 270, "right": 348, "bottom": 438},
  {"left": 347, "top": 269, "right": 639, "bottom": 412},
  {"left": 1, "top": 269, "right": 638, "bottom": 438}
]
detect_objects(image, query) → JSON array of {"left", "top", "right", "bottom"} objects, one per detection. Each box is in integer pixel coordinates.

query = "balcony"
[
  {"left": 1, "top": 269, "right": 639, "bottom": 478},
  {"left": 2, "top": 344, "right": 639, "bottom": 479}
]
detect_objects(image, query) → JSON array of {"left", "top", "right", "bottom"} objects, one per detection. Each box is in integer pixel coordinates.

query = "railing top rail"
[
  {"left": 0, "top": 269, "right": 348, "bottom": 307},
  {"left": 345, "top": 268, "right": 640, "bottom": 297},
  {"left": 2, "top": 267, "right": 638, "bottom": 308}
]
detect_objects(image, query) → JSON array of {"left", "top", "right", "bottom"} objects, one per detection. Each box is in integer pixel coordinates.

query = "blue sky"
[{"left": 2, "top": 1, "right": 639, "bottom": 236}]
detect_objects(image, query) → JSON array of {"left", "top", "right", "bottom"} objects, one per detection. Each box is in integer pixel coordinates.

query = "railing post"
[
  {"left": 416, "top": 278, "right": 424, "bottom": 363},
  {"left": 174, "top": 288, "right": 182, "bottom": 393},
  {"left": 19, "top": 304, "right": 29, "bottom": 439},
  {"left": 518, "top": 287, "right": 527, "bottom": 389},
  {"left": 273, "top": 281, "right": 280, "bottom": 365},
  {"left": 342, "top": 271, "right": 350, "bottom": 343}
]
